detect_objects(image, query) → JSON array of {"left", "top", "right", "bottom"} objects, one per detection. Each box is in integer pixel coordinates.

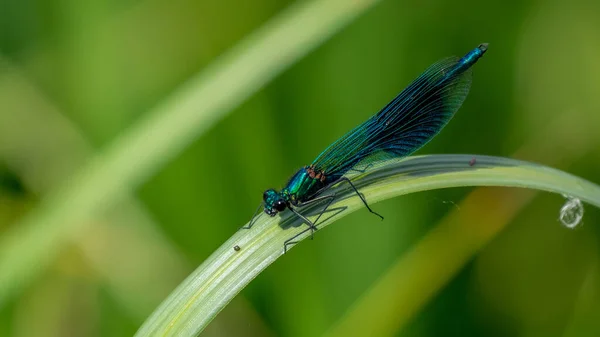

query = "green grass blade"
[
  {"left": 0, "top": 0, "right": 382, "bottom": 306},
  {"left": 135, "top": 154, "right": 600, "bottom": 336}
]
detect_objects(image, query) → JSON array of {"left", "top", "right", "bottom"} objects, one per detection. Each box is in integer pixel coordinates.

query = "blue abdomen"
[{"left": 444, "top": 43, "right": 488, "bottom": 79}]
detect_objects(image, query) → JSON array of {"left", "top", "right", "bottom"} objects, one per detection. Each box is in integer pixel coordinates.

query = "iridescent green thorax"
[
  {"left": 282, "top": 166, "right": 327, "bottom": 202},
  {"left": 263, "top": 166, "right": 327, "bottom": 216}
]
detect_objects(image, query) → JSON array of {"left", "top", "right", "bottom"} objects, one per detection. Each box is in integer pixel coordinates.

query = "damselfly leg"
[{"left": 283, "top": 177, "right": 383, "bottom": 253}]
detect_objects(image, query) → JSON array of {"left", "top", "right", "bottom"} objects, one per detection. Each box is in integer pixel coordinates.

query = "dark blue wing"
[{"left": 311, "top": 45, "right": 486, "bottom": 181}]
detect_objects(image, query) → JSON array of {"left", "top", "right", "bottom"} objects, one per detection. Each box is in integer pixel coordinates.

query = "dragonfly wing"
[{"left": 312, "top": 56, "right": 473, "bottom": 180}]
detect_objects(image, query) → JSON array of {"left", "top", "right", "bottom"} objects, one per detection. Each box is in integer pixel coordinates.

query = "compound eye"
[{"left": 274, "top": 200, "right": 286, "bottom": 212}]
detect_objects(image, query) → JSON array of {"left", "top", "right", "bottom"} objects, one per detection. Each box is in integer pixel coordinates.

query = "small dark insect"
[
  {"left": 233, "top": 245, "right": 241, "bottom": 251},
  {"left": 469, "top": 157, "right": 476, "bottom": 166}
]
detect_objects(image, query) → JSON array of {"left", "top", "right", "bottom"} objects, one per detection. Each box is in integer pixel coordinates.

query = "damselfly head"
[{"left": 263, "top": 189, "right": 286, "bottom": 216}]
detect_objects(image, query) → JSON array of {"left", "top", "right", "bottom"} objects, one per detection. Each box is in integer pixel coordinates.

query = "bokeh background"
[{"left": 1, "top": 0, "right": 600, "bottom": 336}]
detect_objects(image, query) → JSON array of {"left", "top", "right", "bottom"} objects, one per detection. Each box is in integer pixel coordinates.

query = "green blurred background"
[{"left": 1, "top": 0, "right": 600, "bottom": 336}]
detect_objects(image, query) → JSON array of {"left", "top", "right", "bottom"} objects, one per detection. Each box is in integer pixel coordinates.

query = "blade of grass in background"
[
  {"left": 135, "top": 155, "right": 600, "bottom": 337},
  {"left": 326, "top": 187, "right": 539, "bottom": 337},
  {"left": 0, "top": 55, "right": 190, "bottom": 318},
  {"left": 325, "top": 109, "right": 600, "bottom": 337},
  {"left": 0, "top": 0, "right": 383, "bottom": 306}
]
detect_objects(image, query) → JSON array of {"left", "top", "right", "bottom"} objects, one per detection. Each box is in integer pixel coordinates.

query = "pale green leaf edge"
[{"left": 135, "top": 154, "right": 600, "bottom": 337}]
